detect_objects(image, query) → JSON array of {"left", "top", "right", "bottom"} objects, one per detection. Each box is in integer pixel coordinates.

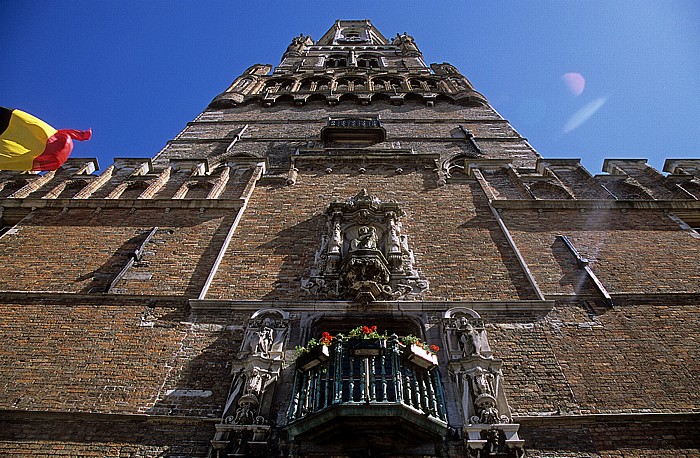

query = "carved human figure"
[
  {"left": 253, "top": 327, "right": 274, "bottom": 357},
  {"left": 233, "top": 402, "right": 255, "bottom": 425},
  {"left": 484, "top": 429, "right": 506, "bottom": 454},
  {"left": 230, "top": 436, "right": 244, "bottom": 455},
  {"left": 351, "top": 226, "right": 378, "bottom": 251},
  {"left": 386, "top": 214, "right": 401, "bottom": 253},
  {"left": 328, "top": 221, "right": 342, "bottom": 253},
  {"left": 285, "top": 34, "right": 308, "bottom": 55},
  {"left": 458, "top": 322, "right": 481, "bottom": 357},
  {"left": 245, "top": 368, "right": 263, "bottom": 396},
  {"left": 472, "top": 367, "right": 495, "bottom": 396},
  {"left": 392, "top": 32, "right": 420, "bottom": 54}
]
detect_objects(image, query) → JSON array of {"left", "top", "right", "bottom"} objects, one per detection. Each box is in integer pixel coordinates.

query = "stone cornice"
[
  {"left": 0, "top": 292, "right": 188, "bottom": 307},
  {"left": 490, "top": 199, "right": 700, "bottom": 210},
  {"left": 189, "top": 299, "right": 554, "bottom": 316},
  {"left": 0, "top": 198, "right": 245, "bottom": 211},
  {"left": 514, "top": 411, "right": 700, "bottom": 425},
  {"left": 0, "top": 408, "right": 219, "bottom": 424}
]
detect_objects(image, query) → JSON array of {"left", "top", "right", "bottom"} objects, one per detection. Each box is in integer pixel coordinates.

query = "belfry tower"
[{"left": 1, "top": 19, "right": 699, "bottom": 458}]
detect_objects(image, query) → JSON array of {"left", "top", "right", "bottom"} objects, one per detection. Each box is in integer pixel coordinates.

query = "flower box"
[
  {"left": 349, "top": 338, "right": 386, "bottom": 357},
  {"left": 402, "top": 343, "right": 438, "bottom": 369},
  {"left": 296, "top": 344, "right": 330, "bottom": 371}
]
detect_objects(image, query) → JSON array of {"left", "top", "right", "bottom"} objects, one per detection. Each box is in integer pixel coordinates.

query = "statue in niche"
[
  {"left": 350, "top": 226, "right": 378, "bottom": 251},
  {"left": 386, "top": 213, "right": 401, "bottom": 254},
  {"left": 250, "top": 326, "right": 274, "bottom": 358},
  {"left": 328, "top": 221, "right": 342, "bottom": 253},
  {"left": 444, "top": 311, "right": 492, "bottom": 361},
  {"left": 472, "top": 367, "right": 495, "bottom": 397},
  {"left": 301, "top": 189, "right": 429, "bottom": 302},
  {"left": 458, "top": 320, "right": 482, "bottom": 357}
]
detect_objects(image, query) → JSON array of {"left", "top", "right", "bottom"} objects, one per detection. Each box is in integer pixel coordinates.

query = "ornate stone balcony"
[{"left": 286, "top": 335, "right": 448, "bottom": 440}]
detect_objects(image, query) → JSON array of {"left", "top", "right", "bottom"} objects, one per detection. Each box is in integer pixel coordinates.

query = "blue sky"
[{"left": 2, "top": 1, "right": 699, "bottom": 174}]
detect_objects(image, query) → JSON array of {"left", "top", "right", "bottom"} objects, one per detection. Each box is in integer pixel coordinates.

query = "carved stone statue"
[
  {"left": 484, "top": 429, "right": 507, "bottom": 455},
  {"left": 245, "top": 368, "right": 263, "bottom": 397},
  {"left": 232, "top": 396, "right": 257, "bottom": 425},
  {"left": 328, "top": 221, "right": 342, "bottom": 253},
  {"left": 386, "top": 214, "right": 401, "bottom": 254},
  {"left": 253, "top": 326, "right": 274, "bottom": 358},
  {"left": 472, "top": 367, "right": 495, "bottom": 397},
  {"left": 459, "top": 321, "right": 481, "bottom": 357},
  {"left": 285, "top": 34, "right": 310, "bottom": 55},
  {"left": 350, "top": 226, "right": 378, "bottom": 251},
  {"left": 477, "top": 396, "right": 501, "bottom": 425},
  {"left": 392, "top": 32, "right": 421, "bottom": 55}
]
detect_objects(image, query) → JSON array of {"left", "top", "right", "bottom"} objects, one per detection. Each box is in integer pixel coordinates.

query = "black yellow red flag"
[{"left": 0, "top": 107, "right": 91, "bottom": 171}]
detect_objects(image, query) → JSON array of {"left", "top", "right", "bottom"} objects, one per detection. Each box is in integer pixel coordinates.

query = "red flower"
[
  {"left": 320, "top": 331, "right": 334, "bottom": 346},
  {"left": 430, "top": 345, "right": 440, "bottom": 353},
  {"left": 361, "top": 325, "right": 372, "bottom": 335}
]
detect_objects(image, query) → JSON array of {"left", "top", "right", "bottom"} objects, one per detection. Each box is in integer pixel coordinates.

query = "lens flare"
[
  {"left": 562, "top": 72, "right": 586, "bottom": 96},
  {"left": 563, "top": 97, "right": 607, "bottom": 133}
]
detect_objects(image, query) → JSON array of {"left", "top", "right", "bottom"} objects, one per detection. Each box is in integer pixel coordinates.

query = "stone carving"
[
  {"left": 301, "top": 189, "right": 429, "bottom": 302},
  {"left": 285, "top": 34, "right": 311, "bottom": 56},
  {"left": 251, "top": 326, "right": 274, "bottom": 358},
  {"left": 445, "top": 308, "right": 524, "bottom": 457},
  {"left": 392, "top": 32, "right": 421, "bottom": 56},
  {"left": 351, "top": 225, "right": 378, "bottom": 250},
  {"left": 241, "top": 311, "right": 288, "bottom": 360},
  {"left": 210, "top": 309, "right": 289, "bottom": 457},
  {"left": 444, "top": 309, "right": 492, "bottom": 360},
  {"left": 222, "top": 365, "right": 276, "bottom": 425}
]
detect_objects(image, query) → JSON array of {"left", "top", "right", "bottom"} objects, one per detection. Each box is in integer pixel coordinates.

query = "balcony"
[
  {"left": 320, "top": 116, "right": 386, "bottom": 144},
  {"left": 286, "top": 335, "right": 448, "bottom": 441}
]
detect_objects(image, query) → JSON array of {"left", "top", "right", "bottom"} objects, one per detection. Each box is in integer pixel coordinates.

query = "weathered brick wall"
[
  {"left": 502, "top": 208, "right": 700, "bottom": 295},
  {"left": 0, "top": 209, "right": 235, "bottom": 296},
  {"left": 205, "top": 163, "right": 538, "bottom": 301},
  {"left": 0, "top": 412, "right": 215, "bottom": 457},
  {"left": 520, "top": 416, "right": 700, "bottom": 458},
  {"left": 0, "top": 301, "right": 242, "bottom": 417},
  {"left": 490, "top": 301, "right": 700, "bottom": 416}
]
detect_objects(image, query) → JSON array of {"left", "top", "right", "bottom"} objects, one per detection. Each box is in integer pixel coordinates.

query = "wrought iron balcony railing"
[{"left": 287, "top": 335, "right": 447, "bottom": 427}]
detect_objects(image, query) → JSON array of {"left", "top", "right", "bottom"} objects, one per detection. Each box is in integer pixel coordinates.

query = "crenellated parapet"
[
  {"left": 0, "top": 156, "right": 265, "bottom": 207},
  {"left": 464, "top": 157, "right": 700, "bottom": 202}
]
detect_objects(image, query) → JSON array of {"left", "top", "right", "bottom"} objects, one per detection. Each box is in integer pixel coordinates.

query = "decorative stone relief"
[
  {"left": 301, "top": 189, "right": 429, "bottom": 302},
  {"left": 210, "top": 309, "right": 289, "bottom": 457},
  {"left": 443, "top": 308, "right": 524, "bottom": 457}
]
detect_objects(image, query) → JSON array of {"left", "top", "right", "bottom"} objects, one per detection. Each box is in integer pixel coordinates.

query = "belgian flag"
[{"left": 0, "top": 107, "right": 91, "bottom": 171}]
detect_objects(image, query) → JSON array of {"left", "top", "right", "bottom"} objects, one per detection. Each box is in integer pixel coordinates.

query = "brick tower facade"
[{"left": 1, "top": 20, "right": 699, "bottom": 457}]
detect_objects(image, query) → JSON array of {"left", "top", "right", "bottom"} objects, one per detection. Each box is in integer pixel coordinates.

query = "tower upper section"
[{"left": 210, "top": 19, "right": 487, "bottom": 109}]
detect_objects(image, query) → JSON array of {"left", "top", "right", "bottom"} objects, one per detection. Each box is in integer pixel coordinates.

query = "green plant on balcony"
[
  {"left": 399, "top": 334, "right": 440, "bottom": 369},
  {"left": 399, "top": 334, "right": 440, "bottom": 355},
  {"left": 295, "top": 326, "right": 440, "bottom": 366},
  {"left": 294, "top": 332, "right": 334, "bottom": 371}
]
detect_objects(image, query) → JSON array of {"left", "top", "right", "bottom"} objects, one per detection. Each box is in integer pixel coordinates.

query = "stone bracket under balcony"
[{"left": 286, "top": 402, "right": 448, "bottom": 442}]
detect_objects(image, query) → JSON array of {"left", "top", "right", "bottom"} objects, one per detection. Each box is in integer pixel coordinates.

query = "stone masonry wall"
[
  {"left": 205, "top": 162, "right": 538, "bottom": 301},
  {"left": 0, "top": 301, "right": 244, "bottom": 417},
  {"left": 491, "top": 301, "right": 700, "bottom": 416},
  {"left": 0, "top": 208, "right": 236, "bottom": 296},
  {"left": 501, "top": 208, "right": 700, "bottom": 295}
]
